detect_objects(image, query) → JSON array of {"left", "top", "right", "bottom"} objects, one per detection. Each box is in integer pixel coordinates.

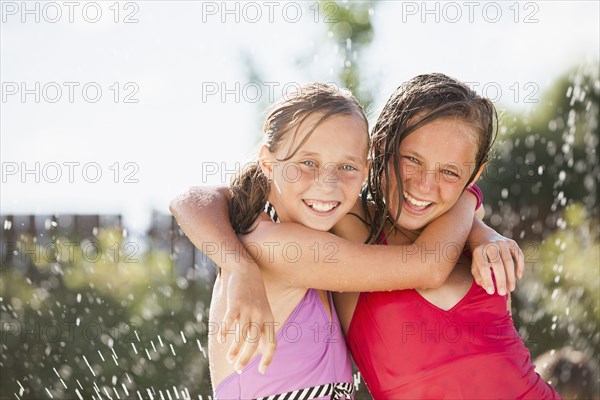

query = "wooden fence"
[{"left": 0, "top": 213, "right": 217, "bottom": 281}]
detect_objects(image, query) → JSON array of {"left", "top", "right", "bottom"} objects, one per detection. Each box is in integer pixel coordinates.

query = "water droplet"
[{"left": 558, "top": 171, "right": 566, "bottom": 181}]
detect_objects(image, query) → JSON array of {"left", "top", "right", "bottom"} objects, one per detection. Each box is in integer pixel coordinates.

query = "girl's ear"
[
  {"left": 258, "top": 145, "right": 274, "bottom": 180},
  {"left": 468, "top": 162, "right": 486, "bottom": 186}
]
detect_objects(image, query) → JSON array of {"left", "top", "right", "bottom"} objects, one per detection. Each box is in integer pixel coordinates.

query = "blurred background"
[{"left": 1, "top": 1, "right": 598, "bottom": 398}]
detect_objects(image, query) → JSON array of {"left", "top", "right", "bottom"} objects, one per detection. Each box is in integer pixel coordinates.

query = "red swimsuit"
[{"left": 346, "top": 240, "right": 561, "bottom": 399}]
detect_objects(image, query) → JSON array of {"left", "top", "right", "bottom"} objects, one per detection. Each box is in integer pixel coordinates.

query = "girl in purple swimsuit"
[{"left": 211, "top": 84, "right": 366, "bottom": 399}]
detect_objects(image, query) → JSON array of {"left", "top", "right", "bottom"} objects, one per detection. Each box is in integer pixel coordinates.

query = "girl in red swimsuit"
[{"left": 332, "top": 73, "right": 560, "bottom": 399}]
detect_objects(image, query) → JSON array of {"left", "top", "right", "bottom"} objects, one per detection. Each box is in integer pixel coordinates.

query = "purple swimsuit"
[{"left": 214, "top": 289, "right": 354, "bottom": 400}]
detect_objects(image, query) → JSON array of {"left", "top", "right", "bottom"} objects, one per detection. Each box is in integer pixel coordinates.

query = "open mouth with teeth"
[
  {"left": 403, "top": 191, "right": 434, "bottom": 212},
  {"left": 302, "top": 199, "right": 341, "bottom": 215}
]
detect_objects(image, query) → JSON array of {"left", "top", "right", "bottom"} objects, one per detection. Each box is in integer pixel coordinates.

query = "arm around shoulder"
[{"left": 242, "top": 220, "right": 460, "bottom": 292}]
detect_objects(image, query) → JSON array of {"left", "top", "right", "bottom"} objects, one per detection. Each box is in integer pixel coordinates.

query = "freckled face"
[
  {"left": 385, "top": 117, "right": 479, "bottom": 231},
  {"left": 263, "top": 113, "right": 369, "bottom": 231}
]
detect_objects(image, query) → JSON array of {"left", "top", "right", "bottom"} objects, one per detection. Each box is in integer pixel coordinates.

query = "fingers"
[
  {"left": 222, "top": 317, "right": 278, "bottom": 374},
  {"left": 470, "top": 256, "right": 483, "bottom": 289},
  {"left": 472, "top": 245, "right": 495, "bottom": 295},
  {"left": 226, "top": 316, "right": 247, "bottom": 365},
  {"left": 499, "top": 243, "right": 516, "bottom": 292},
  {"left": 258, "top": 323, "right": 277, "bottom": 374},
  {"left": 472, "top": 237, "right": 527, "bottom": 295},
  {"left": 471, "top": 266, "right": 483, "bottom": 289},
  {"left": 486, "top": 243, "right": 507, "bottom": 296},
  {"left": 221, "top": 308, "right": 238, "bottom": 344},
  {"left": 512, "top": 242, "right": 525, "bottom": 279},
  {"left": 233, "top": 322, "right": 261, "bottom": 373}
]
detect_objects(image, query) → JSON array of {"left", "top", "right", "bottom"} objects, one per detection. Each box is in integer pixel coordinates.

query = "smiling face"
[
  {"left": 260, "top": 113, "right": 369, "bottom": 231},
  {"left": 385, "top": 117, "right": 480, "bottom": 231}
]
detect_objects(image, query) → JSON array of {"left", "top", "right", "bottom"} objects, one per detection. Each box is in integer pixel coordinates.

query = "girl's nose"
[{"left": 415, "top": 167, "right": 437, "bottom": 193}]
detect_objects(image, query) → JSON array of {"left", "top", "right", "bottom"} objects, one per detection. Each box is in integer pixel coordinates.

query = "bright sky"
[{"left": 1, "top": 0, "right": 598, "bottom": 232}]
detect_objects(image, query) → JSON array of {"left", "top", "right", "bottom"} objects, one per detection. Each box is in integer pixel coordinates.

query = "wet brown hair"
[
  {"left": 229, "top": 83, "right": 368, "bottom": 234},
  {"left": 361, "top": 72, "right": 498, "bottom": 244}
]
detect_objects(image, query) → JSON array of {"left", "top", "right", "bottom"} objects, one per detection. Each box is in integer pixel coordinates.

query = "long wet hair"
[
  {"left": 229, "top": 83, "right": 368, "bottom": 234},
  {"left": 362, "top": 73, "right": 498, "bottom": 244}
]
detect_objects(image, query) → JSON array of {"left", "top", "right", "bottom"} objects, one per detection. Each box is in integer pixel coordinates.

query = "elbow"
[
  {"left": 168, "top": 197, "right": 179, "bottom": 216},
  {"left": 169, "top": 186, "right": 198, "bottom": 217},
  {"left": 168, "top": 193, "right": 186, "bottom": 217},
  {"left": 168, "top": 197, "right": 180, "bottom": 217}
]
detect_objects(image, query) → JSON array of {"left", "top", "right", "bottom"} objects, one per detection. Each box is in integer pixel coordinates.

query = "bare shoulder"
[{"left": 331, "top": 198, "right": 371, "bottom": 243}]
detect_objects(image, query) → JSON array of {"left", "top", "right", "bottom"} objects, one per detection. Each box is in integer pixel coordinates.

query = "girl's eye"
[
  {"left": 340, "top": 164, "right": 357, "bottom": 171},
  {"left": 301, "top": 160, "right": 317, "bottom": 168},
  {"left": 441, "top": 169, "right": 459, "bottom": 178},
  {"left": 404, "top": 156, "right": 419, "bottom": 164}
]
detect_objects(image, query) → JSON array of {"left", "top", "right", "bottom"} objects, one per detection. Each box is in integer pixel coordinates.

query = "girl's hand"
[
  {"left": 468, "top": 219, "right": 525, "bottom": 296},
  {"left": 222, "top": 265, "right": 277, "bottom": 374}
]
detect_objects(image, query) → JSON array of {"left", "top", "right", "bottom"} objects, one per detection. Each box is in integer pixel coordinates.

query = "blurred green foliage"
[
  {"left": 319, "top": 0, "right": 376, "bottom": 109},
  {"left": 475, "top": 64, "right": 599, "bottom": 367},
  {"left": 1, "top": 226, "right": 214, "bottom": 399}
]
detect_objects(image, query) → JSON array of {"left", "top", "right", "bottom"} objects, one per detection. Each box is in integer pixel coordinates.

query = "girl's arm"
[
  {"left": 241, "top": 191, "right": 478, "bottom": 292},
  {"left": 171, "top": 187, "right": 518, "bottom": 295},
  {"left": 169, "top": 186, "right": 276, "bottom": 373}
]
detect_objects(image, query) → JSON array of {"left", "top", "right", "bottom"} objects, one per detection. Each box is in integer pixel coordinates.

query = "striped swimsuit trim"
[
  {"left": 254, "top": 382, "right": 354, "bottom": 400},
  {"left": 264, "top": 201, "right": 281, "bottom": 223}
]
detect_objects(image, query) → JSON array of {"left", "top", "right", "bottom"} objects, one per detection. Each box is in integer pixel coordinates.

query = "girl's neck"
[{"left": 385, "top": 220, "right": 423, "bottom": 244}]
